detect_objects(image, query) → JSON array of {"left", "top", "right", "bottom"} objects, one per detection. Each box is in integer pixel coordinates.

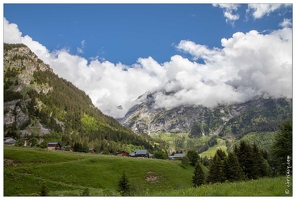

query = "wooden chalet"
[
  {"left": 117, "top": 151, "right": 130, "bottom": 157},
  {"left": 89, "top": 148, "right": 96, "bottom": 153},
  {"left": 47, "top": 142, "right": 61, "bottom": 150}
]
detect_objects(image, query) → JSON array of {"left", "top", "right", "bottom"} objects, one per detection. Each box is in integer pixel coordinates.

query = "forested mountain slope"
[{"left": 3, "top": 43, "right": 154, "bottom": 153}]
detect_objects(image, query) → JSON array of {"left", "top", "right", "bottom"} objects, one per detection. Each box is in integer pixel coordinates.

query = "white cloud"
[
  {"left": 3, "top": 17, "right": 292, "bottom": 118},
  {"left": 3, "top": 18, "right": 22, "bottom": 43},
  {"left": 247, "top": 3, "right": 291, "bottom": 19},
  {"left": 280, "top": 18, "right": 292, "bottom": 28},
  {"left": 213, "top": 4, "right": 240, "bottom": 25}
]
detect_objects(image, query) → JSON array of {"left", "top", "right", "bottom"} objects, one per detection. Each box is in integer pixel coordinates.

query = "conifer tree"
[
  {"left": 235, "top": 140, "right": 253, "bottom": 179},
  {"left": 207, "top": 150, "right": 226, "bottom": 183},
  {"left": 117, "top": 170, "right": 130, "bottom": 196},
  {"left": 251, "top": 143, "right": 270, "bottom": 178},
  {"left": 272, "top": 119, "right": 292, "bottom": 175},
  {"left": 224, "top": 152, "right": 243, "bottom": 182},
  {"left": 192, "top": 162, "right": 205, "bottom": 187},
  {"left": 216, "top": 148, "right": 226, "bottom": 161}
]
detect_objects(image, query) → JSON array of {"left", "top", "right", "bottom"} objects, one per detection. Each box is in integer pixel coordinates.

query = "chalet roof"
[
  {"left": 48, "top": 142, "right": 60, "bottom": 145},
  {"left": 47, "top": 142, "right": 61, "bottom": 147}
]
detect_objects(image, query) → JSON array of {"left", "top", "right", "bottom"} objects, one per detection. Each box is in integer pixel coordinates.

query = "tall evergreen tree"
[
  {"left": 252, "top": 143, "right": 269, "bottom": 178},
  {"left": 216, "top": 148, "right": 227, "bottom": 160},
  {"left": 235, "top": 140, "right": 254, "bottom": 179},
  {"left": 207, "top": 150, "right": 226, "bottom": 183},
  {"left": 192, "top": 163, "right": 205, "bottom": 187},
  {"left": 117, "top": 170, "right": 130, "bottom": 196},
  {"left": 224, "top": 152, "right": 244, "bottom": 182},
  {"left": 272, "top": 119, "right": 292, "bottom": 175}
]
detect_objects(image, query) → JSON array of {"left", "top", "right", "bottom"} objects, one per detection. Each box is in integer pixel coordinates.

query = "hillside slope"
[
  {"left": 4, "top": 146, "right": 195, "bottom": 196},
  {"left": 4, "top": 146, "right": 290, "bottom": 196},
  {"left": 3, "top": 43, "right": 153, "bottom": 152}
]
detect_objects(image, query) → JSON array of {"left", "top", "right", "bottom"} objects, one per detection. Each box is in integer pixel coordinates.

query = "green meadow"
[{"left": 4, "top": 146, "right": 291, "bottom": 196}]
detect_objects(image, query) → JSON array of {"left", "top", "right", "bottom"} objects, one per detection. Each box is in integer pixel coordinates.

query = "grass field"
[
  {"left": 200, "top": 138, "right": 227, "bottom": 158},
  {"left": 4, "top": 146, "right": 292, "bottom": 196}
]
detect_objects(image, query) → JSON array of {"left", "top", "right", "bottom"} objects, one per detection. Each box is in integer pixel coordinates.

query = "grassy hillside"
[
  {"left": 4, "top": 146, "right": 194, "bottom": 196},
  {"left": 4, "top": 146, "right": 291, "bottom": 196},
  {"left": 200, "top": 138, "right": 227, "bottom": 158}
]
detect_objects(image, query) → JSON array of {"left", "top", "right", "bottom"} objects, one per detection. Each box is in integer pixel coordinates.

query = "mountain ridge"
[{"left": 119, "top": 90, "right": 292, "bottom": 138}]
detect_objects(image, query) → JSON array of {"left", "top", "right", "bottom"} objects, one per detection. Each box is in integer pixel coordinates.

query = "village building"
[
  {"left": 116, "top": 151, "right": 130, "bottom": 157},
  {"left": 89, "top": 148, "right": 96, "bottom": 153},
  {"left": 4, "top": 137, "right": 17, "bottom": 145},
  {"left": 47, "top": 142, "right": 61, "bottom": 150},
  {"left": 173, "top": 153, "right": 186, "bottom": 160}
]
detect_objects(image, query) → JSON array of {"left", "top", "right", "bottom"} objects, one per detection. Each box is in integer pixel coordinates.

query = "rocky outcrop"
[{"left": 4, "top": 99, "right": 30, "bottom": 129}]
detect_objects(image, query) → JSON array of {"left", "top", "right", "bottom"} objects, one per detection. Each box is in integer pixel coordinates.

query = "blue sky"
[
  {"left": 3, "top": 3, "right": 293, "bottom": 118},
  {"left": 4, "top": 4, "right": 292, "bottom": 65}
]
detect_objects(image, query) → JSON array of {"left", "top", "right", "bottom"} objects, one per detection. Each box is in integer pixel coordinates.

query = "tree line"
[{"left": 191, "top": 119, "right": 292, "bottom": 187}]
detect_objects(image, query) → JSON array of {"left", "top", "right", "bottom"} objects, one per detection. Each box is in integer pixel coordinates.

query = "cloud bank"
[{"left": 3, "top": 16, "right": 292, "bottom": 118}]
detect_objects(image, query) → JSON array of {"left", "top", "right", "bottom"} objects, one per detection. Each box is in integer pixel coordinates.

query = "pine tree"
[
  {"left": 207, "top": 150, "right": 226, "bottom": 183},
  {"left": 216, "top": 148, "right": 227, "bottom": 160},
  {"left": 224, "top": 152, "right": 243, "bottom": 182},
  {"left": 272, "top": 119, "right": 292, "bottom": 175},
  {"left": 235, "top": 140, "right": 253, "bottom": 179},
  {"left": 192, "top": 163, "right": 205, "bottom": 187},
  {"left": 251, "top": 143, "right": 270, "bottom": 178},
  {"left": 117, "top": 170, "right": 130, "bottom": 196}
]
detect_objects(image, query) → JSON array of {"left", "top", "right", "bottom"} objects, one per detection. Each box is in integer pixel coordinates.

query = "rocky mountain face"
[
  {"left": 4, "top": 44, "right": 54, "bottom": 135},
  {"left": 119, "top": 92, "right": 292, "bottom": 138}
]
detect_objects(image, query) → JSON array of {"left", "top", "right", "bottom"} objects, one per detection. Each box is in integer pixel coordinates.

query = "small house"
[
  {"left": 117, "top": 151, "right": 129, "bottom": 157},
  {"left": 4, "top": 137, "right": 17, "bottom": 145},
  {"left": 131, "top": 150, "right": 149, "bottom": 158},
  {"left": 173, "top": 153, "right": 186, "bottom": 160},
  {"left": 89, "top": 148, "right": 96, "bottom": 153},
  {"left": 47, "top": 142, "right": 61, "bottom": 150}
]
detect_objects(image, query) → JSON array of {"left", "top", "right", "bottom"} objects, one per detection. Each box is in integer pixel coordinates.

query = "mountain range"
[
  {"left": 119, "top": 88, "right": 292, "bottom": 139},
  {"left": 3, "top": 43, "right": 292, "bottom": 154}
]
